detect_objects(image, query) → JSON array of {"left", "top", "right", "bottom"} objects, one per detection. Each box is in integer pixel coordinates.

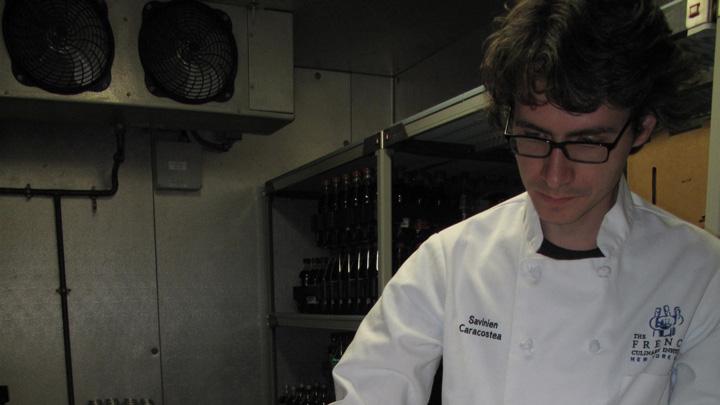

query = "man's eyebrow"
[
  {"left": 514, "top": 118, "right": 617, "bottom": 138},
  {"left": 514, "top": 119, "right": 551, "bottom": 134}
]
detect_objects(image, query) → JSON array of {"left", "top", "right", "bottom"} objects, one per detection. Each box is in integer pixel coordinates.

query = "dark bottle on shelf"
[
  {"left": 299, "top": 258, "right": 312, "bottom": 288},
  {"left": 350, "top": 170, "right": 361, "bottom": 234},
  {"left": 345, "top": 247, "right": 359, "bottom": 314},
  {"left": 294, "top": 385, "right": 305, "bottom": 405},
  {"left": 392, "top": 169, "right": 412, "bottom": 272},
  {"left": 412, "top": 173, "right": 435, "bottom": 251},
  {"left": 326, "top": 255, "right": 338, "bottom": 314},
  {"left": 361, "top": 167, "right": 376, "bottom": 227},
  {"left": 318, "top": 257, "right": 329, "bottom": 314},
  {"left": 339, "top": 173, "right": 351, "bottom": 247},
  {"left": 394, "top": 217, "right": 413, "bottom": 273},
  {"left": 392, "top": 167, "right": 408, "bottom": 229},
  {"left": 353, "top": 246, "right": 366, "bottom": 315},
  {"left": 367, "top": 243, "right": 379, "bottom": 311},
  {"left": 278, "top": 384, "right": 291, "bottom": 404},
  {"left": 359, "top": 245, "right": 371, "bottom": 314},
  {"left": 360, "top": 168, "right": 377, "bottom": 262},
  {"left": 340, "top": 249, "right": 349, "bottom": 314},
  {"left": 306, "top": 258, "right": 320, "bottom": 314},
  {"left": 334, "top": 251, "right": 345, "bottom": 314},
  {"left": 295, "top": 258, "right": 312, "bottom": 313},
  {"left": 319, "top": 384, "right": 330, "bottom": 405},
  {"left": 329, "top": 176, "right": 340, "bottom": 248},
  {"left": 301, "top": 385, "right": 313, "bottom": 405},
  {"left": 317, "top": 179, "right": 331, "bottom": 247}
]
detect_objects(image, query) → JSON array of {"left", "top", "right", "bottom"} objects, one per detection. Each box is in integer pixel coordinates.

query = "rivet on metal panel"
[{"left": 56, "top": 287, "right": 71, "bottom": 295}]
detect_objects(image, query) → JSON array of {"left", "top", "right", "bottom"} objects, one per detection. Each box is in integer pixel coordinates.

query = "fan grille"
[
  {"left": 139, "top": 0, "right": 238, "bottom": 104},
  {"left": 2, "top": 0, "right": 114, "bottom": 94}
]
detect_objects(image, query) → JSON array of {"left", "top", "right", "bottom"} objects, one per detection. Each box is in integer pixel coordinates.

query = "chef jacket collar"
[
  {"left": 596, "top": 176, "right": 634, "bottom": 257},
  {"left": 523, "top": 176, "right": 634, "bottom": 258}
]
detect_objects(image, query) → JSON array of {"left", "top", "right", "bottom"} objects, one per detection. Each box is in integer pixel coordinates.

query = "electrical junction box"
[{"left": 154, "top": 141, "right": 203, "bottom": 191}]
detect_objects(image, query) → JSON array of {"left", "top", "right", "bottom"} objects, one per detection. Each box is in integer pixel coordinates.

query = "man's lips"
[{"left": 534, "top": 191, "right": 577, "bottom": 204}]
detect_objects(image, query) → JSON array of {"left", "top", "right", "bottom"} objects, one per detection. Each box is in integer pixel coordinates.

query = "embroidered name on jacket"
[
  {"left": 629, "top": 305, "right": 684, "bottom": 362},
  {"left": 458, "top": 315, "right": 502, "bottom": 341}
]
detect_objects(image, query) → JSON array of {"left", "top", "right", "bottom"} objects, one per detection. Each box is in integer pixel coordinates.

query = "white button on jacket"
[{"left": 332, "top": 179, "right": 720, "bottom": 405}]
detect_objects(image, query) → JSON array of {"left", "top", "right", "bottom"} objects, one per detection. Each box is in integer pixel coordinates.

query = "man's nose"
[{"left": 541, "top": 147, "right": 574, "bottom": 187}]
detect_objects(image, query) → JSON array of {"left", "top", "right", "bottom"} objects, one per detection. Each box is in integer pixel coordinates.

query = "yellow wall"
[{"left": 628, "top": 121, "right": 710, "bottom": 228}]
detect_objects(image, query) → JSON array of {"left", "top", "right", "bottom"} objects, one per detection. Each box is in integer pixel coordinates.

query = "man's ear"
[{"left": 632, "top": 114, "right": 657, "bottom": 148}]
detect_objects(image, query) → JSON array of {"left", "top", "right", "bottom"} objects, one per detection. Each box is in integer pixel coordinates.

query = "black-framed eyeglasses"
[{"left": 503, "top": 113, "right": 633, "bottom": 164}]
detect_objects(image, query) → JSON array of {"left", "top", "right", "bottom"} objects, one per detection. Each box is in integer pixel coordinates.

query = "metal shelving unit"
[
  {"left": 264, "top": 84, "right": 508, "bottom": 331},
  {"left": 269, "top": 313, "right": 364, "bottom": 331},
  {"left": 264, "top": 85, "right": 512, "bottom": 404}
]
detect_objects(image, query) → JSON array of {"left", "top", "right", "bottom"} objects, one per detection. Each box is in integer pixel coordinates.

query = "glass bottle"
[
  {"left": 329, "top": 176, "right": 340, "bottom": 249},
  {"left": 367, "top": 243, "right": 379, "bottom": 310},
  {"left": 317, "top": 179, "right": 330, "bottom": 247}
]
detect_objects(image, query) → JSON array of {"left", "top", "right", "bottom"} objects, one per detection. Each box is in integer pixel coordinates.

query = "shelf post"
[
  {"left": 377, "top": 132, "right": 394, "bottom": 293},
  {"left": 706, "top": 12, "right": 720, "bottom": 236}
]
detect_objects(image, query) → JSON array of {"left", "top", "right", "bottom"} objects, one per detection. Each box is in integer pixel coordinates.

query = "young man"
[{"left": 332, "top": 1, "right": 720, "bottom": 404}]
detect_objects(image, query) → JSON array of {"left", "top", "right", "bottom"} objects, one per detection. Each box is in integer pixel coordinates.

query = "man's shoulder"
[{"left": 629, "top": 192, "right": 720, "bottom": 254}]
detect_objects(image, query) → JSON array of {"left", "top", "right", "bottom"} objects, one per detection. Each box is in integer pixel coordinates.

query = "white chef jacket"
[{"left": 332, "top": 179, "right": 720, "bottom": 405}]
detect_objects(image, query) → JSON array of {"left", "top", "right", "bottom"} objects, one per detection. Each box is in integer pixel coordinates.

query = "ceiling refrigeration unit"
[{"left": 0, "top": 0, "right": 294, "bottom": 134}]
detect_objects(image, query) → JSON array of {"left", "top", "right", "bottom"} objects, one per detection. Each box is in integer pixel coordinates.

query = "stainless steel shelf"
[
  {"left": 390, "top": 86, "right": 506, "bottom": 158},
  {"left": 401, "top": 86, "right": 492, "bottom": 143},
  {"left": 270, "top": 312, "right": 364, "bottom": 331},
  {"left": 266, "top": 139, "right": 376, "bottom": 195}
]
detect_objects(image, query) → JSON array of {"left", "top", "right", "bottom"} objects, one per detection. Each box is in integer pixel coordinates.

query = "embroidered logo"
[
  {"left": 649, "top": 305, "right": 684, "bottom": 338},
  {"left": 629, "top": 305, "right": 684, "bottom": 363}
]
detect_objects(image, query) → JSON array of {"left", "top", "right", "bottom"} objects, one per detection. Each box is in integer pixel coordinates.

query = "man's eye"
[{"left": 575, "top": 136, "right": 606, "bottom": 143}]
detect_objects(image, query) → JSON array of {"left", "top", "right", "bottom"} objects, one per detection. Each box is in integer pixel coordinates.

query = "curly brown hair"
[{"left": 481, "top": 0, "right": 698, "bottom": 134}]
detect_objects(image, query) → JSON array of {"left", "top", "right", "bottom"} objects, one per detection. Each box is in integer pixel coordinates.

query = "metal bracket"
[{"left": 379, "top": 123, "right": 408, "bottom": 149}]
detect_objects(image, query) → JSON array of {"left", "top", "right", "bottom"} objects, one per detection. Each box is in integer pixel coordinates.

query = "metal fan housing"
[
  {"left": 2, "top": 0, "right": 115, "bottom": 94},
  {"left": 138, "top": 0, "right": 238, "bottom": 105}
]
